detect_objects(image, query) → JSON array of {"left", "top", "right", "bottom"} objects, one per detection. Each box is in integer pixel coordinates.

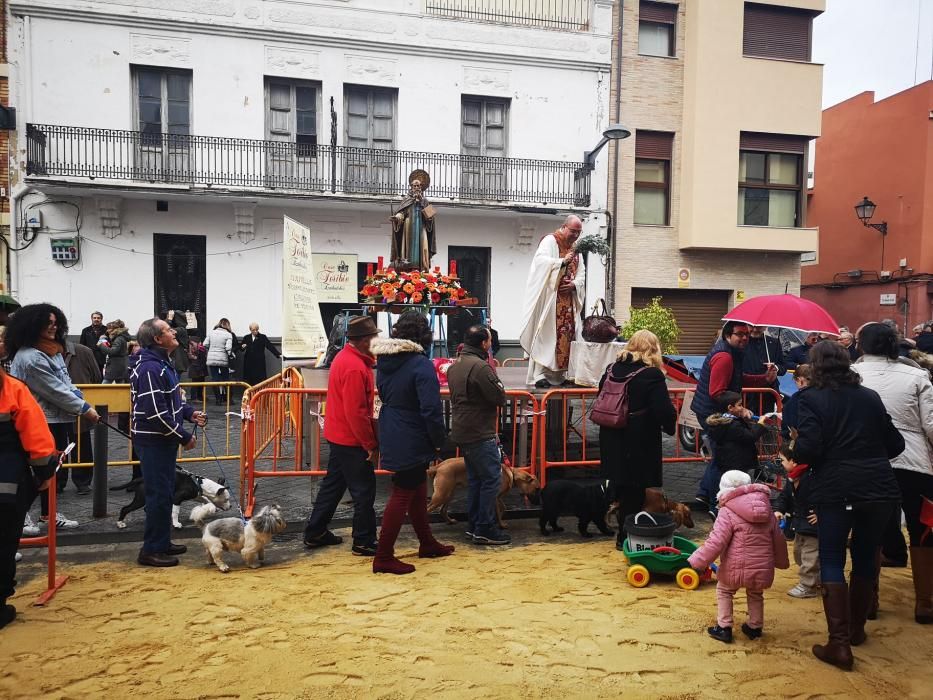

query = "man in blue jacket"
[{"left": 130, "top": 318, "right": 207, "bottom": 567}]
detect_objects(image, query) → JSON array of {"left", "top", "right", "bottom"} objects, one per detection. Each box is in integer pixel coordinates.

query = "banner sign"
[
  {"left": 282, "top": 216, "right": 328, "bottom": 359},
  {"left": 313, "top": 253, "right": 358, "bottom": 303}
]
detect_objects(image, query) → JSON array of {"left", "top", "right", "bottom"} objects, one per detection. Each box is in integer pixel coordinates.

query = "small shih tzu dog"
[{"left": 191, "top": 502, "right": 287, "bottom": 573}]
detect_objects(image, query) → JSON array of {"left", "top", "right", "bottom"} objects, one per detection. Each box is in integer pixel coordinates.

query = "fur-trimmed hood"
[
  {"left": 371, "top": 338, "right": 425, "bottom": 356},
  {"left": 705, "top": 413, "right": 735, "bottom": 427}
]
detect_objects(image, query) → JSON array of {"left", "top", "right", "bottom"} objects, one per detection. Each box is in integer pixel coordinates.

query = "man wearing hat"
[{"left": 303, "top": 315, "right": 381, "bottom": 556}]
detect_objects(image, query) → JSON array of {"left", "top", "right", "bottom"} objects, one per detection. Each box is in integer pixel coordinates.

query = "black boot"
[
  {"left": 0, "top": 602, "right": 16, "bottom": 630},
  {"left": 707, "top": 625, "right": 733, "bottom": 643},
  {"left": 812, "top": 582, "right": 854, "bottom": 670},
  {"left": 912, "top": 547, "right": 933, "bottom": 624}
]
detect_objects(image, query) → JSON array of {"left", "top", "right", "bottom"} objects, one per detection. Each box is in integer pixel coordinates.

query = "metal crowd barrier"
[
  {"left": 501, "top": 357, "right": 529, "bottom": 367},
  {"left": 536, "top": 386, "right": 783, "bottom": 487},
  {"left": 18, "top": 472, "right": 68, "bottom": 605},
  {"left": 240, "top": 386, "right": 541, "bottom": 517}
]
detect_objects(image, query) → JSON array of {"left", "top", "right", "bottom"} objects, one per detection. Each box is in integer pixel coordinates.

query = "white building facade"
[{"left": 7, "top": 0, "right": 614, "bottom": 348}]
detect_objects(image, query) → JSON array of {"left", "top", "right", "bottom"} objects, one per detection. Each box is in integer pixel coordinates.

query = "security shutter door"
[
  {"left": 630, "top": 288, "right": 730, "bottom": 354},
  {"left": 743, "top": 3, "right": 816, "bottom": 62}
]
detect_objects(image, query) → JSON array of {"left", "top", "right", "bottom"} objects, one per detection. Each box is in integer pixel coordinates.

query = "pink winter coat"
[{"left": 687, "top": 483, "right": 790, "bottom": 590}]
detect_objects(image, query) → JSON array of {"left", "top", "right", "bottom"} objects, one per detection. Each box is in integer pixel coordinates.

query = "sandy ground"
[{"left": 2, "top": 521, "right": 932, "bottom": 700}]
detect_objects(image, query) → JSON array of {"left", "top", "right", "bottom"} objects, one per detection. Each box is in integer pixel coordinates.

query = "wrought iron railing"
[
  {"left": 26, "top": 124, "right": 591, "bottom": 207},
  {"left": 425, "top": 0, "right": 590, "bottom": 31}
]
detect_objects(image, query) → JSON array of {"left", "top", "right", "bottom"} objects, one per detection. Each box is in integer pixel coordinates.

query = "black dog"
[
  {"left": 113, "top": 467, "right": 230, "bottom": 529},
  {"left": 539, "top": 479, "right": 614, "bottom": 538}
]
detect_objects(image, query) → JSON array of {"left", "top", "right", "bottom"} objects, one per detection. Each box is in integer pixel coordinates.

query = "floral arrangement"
[{"left": 360, "top": 269, "right": 470, "bottom": 305}]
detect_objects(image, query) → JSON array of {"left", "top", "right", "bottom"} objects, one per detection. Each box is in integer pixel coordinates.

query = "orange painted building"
[{"left": 802, "top": 81, "right": 933, "bottom": 334}]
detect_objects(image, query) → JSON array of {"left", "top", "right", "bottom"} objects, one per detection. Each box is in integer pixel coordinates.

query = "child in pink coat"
[{"left": 688, "top": 470, "right": 790, "bottom": 643}]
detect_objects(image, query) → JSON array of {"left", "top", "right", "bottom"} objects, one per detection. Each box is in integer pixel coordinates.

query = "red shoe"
[
  {"left": 418, "top": 540, "right": 455, "bottom": 558},
  {"left": 373, "top": 556, "right": 416, "bottom": 575}
]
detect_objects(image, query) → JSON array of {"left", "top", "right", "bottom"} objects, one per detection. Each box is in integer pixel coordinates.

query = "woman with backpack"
[{"left": 597, "top": 329, "right": 677, "bottom": 548}]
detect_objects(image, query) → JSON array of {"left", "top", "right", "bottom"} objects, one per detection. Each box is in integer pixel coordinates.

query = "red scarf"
[{"left": 787, "top": 462, "right": 809, "bottom": 480}]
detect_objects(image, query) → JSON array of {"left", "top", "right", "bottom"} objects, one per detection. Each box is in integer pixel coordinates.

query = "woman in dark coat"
[
  {"left": 598, "top": 329, "right": 677, "bottom": 547},
  {"left": 371, "top": 310, "right": 452, "bottom": 575},
  {"left": 794, "top": 341, "right": 904, "bottom": 671},
  {"left": 240, "top": 322, "right": 281, "bottom": 386}
]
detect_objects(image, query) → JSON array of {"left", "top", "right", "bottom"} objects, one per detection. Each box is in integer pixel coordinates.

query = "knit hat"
[{"left": 717, "top": 470, "right": 751, "bottom": 502}]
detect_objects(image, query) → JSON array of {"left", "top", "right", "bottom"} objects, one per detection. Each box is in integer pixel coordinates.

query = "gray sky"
[{"left": 814, "top": 0, "right": 933, "bottom": 108}]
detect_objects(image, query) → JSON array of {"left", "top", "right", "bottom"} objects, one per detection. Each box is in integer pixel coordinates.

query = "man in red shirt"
[{"left": 304, "top": 316, "right": 381, "bottom": 556}]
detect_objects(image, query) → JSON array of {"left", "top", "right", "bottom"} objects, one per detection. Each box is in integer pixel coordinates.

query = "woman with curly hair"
[
  {"left": 794, "top": 340, "right": 904, "bottom": 670},
  {"left": 371, "top": 310, "right": 452, "bottom": 574},
  {"left": 6, "top": 304, "right": 100, "bottom": 527}
]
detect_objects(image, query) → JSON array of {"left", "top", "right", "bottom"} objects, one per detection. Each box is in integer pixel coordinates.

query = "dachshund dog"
[
  {"left": 191, "top": 503, "right": 287, "bottom": 573},
  {"left": 427, "top": 457, "right": 540, "bottom": 528},
  {"left": 538, "top": 479, "right": 615, "bottom": 538}
]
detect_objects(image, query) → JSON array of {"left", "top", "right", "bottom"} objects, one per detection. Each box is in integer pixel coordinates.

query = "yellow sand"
[{"left": 2, "top": 525, "right": 931, "bottom": 699}]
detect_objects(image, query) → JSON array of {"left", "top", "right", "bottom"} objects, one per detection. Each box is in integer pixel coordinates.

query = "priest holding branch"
[{"left": 519, "top": 215, "right": 586, "bottom": 388}]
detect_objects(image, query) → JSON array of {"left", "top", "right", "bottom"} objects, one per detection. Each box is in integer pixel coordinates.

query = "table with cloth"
[{"left": 568, "top": 340, "right": 627, "bottom": 387}]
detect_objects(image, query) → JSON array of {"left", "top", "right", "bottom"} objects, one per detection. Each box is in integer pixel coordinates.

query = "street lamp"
[
  {"left": 854, "top": 195, "right": 890, "bottom": 270},
  {"left": 854, "top": 196, "right": 888, "bottom": 235},
  {"left": 582, "top": 123, "right": 632, "bottom": 172}
]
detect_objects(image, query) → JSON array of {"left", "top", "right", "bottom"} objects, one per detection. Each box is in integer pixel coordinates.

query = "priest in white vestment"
[{"left": 519, "top": 215, "right": 586, "bottom": 388}]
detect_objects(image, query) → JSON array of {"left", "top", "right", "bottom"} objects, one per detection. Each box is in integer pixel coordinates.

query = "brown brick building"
[{"left": 606, "top": 0, "right": 824, "bottom": 353}]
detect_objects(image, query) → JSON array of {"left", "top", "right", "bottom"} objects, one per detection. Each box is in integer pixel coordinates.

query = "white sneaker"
[
  {"left": 41, "top": 512, "right": 79, "bottom": 529},
  {"left": 22, "top": 513, "right": 40, "bottom": 537},
  {"left": 788, "top": 583, "right": 819, "bottom": 598},
  {"left": 15, "top": 552, "right": 22, "bottom": 562}
]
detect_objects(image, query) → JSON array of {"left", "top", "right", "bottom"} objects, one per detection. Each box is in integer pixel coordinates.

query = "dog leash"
[
  {"left": 196, "top": 423, "right": 247, "bottom": 523},
  {"left": 97, "top": 419, "right": 133, "bottom": 440}
]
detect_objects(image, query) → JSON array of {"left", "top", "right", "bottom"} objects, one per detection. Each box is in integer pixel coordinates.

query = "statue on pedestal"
[{"left": 390, "top": 169, "right": 437, "bottom": 272}]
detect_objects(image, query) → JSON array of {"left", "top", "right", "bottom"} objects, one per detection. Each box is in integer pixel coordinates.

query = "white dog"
[{"left": 190, "top": 503, "right": 286, "bottom": 573}]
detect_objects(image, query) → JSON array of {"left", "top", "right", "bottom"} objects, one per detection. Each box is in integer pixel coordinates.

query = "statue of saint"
[{"left": 390, "top": 169, "right": 436, "bottom": 272}]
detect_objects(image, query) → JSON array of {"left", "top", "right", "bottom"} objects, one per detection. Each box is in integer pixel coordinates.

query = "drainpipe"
[{"left": 607, "top": 0, "right": 624, "bottom": 315}]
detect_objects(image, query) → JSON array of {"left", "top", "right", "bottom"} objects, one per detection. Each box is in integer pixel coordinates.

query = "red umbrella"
[{"left": 723, "top": 294, "right": 840, "bottom": 336}]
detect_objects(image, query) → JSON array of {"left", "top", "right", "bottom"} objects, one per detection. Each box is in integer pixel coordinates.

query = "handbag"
[
  {"left": 582, "top": 299, "right": 619, "bottom": 343},
  {"left": 590, "top": 365, "right": 647, "bottom": 429}
]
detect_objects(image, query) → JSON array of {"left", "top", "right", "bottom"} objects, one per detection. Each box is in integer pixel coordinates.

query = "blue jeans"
[
  {"left": 817, "top": 501, "right": 898, "bottom": 583},
  {"left": 305, "top": 443, "right": 377, "bottom": 546},
  {"left": 697, "top": 428, "right": 719, "bottom": 501},
  {"left": 462, "top": 438, "right": 501, "bottom": 534},
  {"left": 136, "top": 442, "right": 179, "bottom": 555}
]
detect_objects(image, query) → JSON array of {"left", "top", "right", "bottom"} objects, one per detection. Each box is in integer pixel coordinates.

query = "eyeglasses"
[
  {"left": 567, "top": 228, "right": 583, "bottom": 234},
  {"left": 731, "top": 332, "right": 750, "bottom": 338}
]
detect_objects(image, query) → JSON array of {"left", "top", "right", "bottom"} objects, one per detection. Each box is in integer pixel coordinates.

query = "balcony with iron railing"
[
  {"left": 424, "top": 0, "right": 590, "bottom": 31},
  {"left": 26, "top": 124, "right": 591, "bottom": 208}
]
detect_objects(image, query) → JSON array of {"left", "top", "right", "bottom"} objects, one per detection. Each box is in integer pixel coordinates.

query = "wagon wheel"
[
  {"left": 627, "top": 564, "right": 650, "bottom": 588},
  {"left": 676, "top": 567, "right": 700, "bottom": 590}
]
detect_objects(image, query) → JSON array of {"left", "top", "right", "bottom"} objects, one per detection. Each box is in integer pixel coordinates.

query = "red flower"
[
  {"left": 430, "top": 292, "right": 441, "bottom": 303},
  {"left": 414, "top": 281, "right": 426, "bottom": 291}
]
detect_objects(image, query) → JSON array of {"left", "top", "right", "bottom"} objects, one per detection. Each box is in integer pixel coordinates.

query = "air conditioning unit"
[{"left": 880, "top": 271, "right": 892, "bottom": 280}]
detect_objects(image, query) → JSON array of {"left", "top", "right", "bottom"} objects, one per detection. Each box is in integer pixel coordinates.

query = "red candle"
[
  {"left": 377, "top": 256, "right": 384, "bottom": 272},
  {"left": 367, "top": 263, "right": 374, "bottom": 277},
  {"left": 450, "top": 260, "right": 457, "bottom": 276}
]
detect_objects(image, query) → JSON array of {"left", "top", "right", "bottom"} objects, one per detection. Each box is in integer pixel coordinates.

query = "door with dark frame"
[
  {"left": 446, "top": 245, "right": 491, "bottom": 353},
  {"left": 153, "top": 233, "right": 207, "bottom": 337}
]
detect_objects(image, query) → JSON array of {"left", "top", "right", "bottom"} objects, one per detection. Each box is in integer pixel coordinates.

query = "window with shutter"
[
  {"left": 264, "top": 78, "right": 320, "bottom": 187},
  {"left": 743, "top": 2, "right": 817, "bottom": 62},
  {"left": 634, "top": 130, "right": 673, "bottom": 225},
  {"left": 344, "top": 85, "right": 397, "bottom": 192},
  {"left": 132, "top": 66, "right": 191, "bottom": 180},
  {"left": 460, "top": 96, "right": 510, "bottom": 200},
  {"left": 638, "top": 1, "right": 677, "bottom": 57},
  {"left": 737, "top": 131, "right": 807, "bottom": 227}
]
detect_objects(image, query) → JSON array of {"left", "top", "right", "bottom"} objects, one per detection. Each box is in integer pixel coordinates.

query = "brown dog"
[
  {"left": 427, "top": 457, "right": 540, "bottom": 528},
  {"left": 643, "top": 487, "right": 695, "bottom": 529}
]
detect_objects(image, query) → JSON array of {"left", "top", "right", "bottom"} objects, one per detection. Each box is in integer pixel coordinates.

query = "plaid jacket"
[{"left": 130, "top": 347, "right": 195, "bottom": 446}]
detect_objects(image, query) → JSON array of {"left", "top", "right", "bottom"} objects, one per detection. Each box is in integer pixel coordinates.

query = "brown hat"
[{"left": 346, "top": 315, "right": 381, "bottom": 339}]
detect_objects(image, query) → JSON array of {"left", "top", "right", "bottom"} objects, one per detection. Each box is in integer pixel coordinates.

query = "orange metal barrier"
[
  {"left": 537, "top": 386, "right": 783, "bottom": 487},
  {"left": 18, "top": 473, "right": 68, "bottom": 605},
  {"left": 241, "top": 386, "right": 540, "bottom": 517}
]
